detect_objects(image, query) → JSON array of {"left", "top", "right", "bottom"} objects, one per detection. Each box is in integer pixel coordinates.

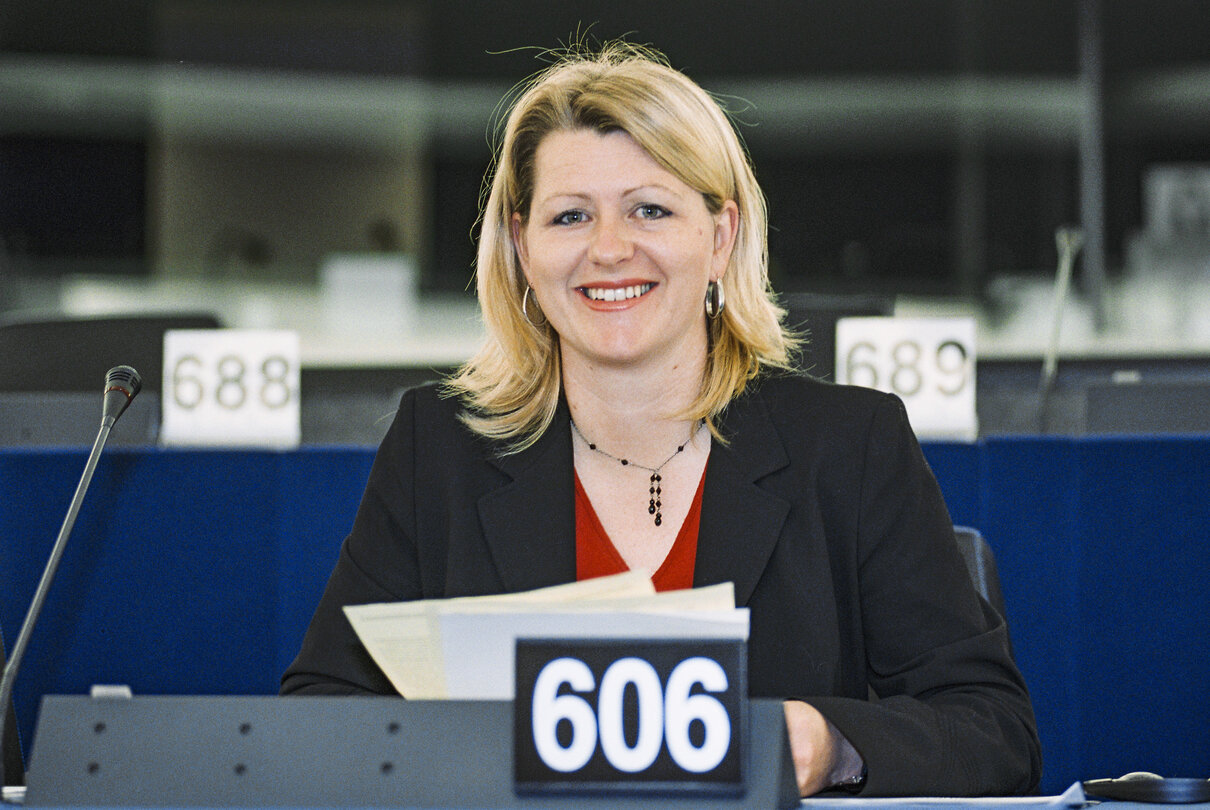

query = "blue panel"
[
  {"left": 1072, "top": 437, "right": 1210, "bottom": 780},
  {"left": 5, "top": 438, "right": 1210, "bottom": 792},
  {"left": 271, "top": 448, "right": 375, "bottom": 678},
  {"left": 1, "top": 448, "right": 282, "bottom": 750},
  {"left": 921, "top": 440, "right": 981, "bottom": 528},
  {"left": 979, "top": 437, "right": 1084, "bottom": 794}
]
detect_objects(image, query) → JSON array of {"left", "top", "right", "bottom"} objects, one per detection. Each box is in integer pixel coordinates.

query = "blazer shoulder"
[
  {"left": 384, "top": 380, "right": 493, "bottom": 458},
  {"left": 748, "top": 371, "right": 901, "bottom": 423},
  {"left": 394, "top": 380, "right": 478, "bottom": 432},
  {"left": 396, "top": 379, "right": 456, "bottom": 413}
]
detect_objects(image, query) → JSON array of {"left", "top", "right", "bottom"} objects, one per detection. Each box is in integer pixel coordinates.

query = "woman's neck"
[{"left": 561, "top": 349, "right": 707, "bottom": 464}]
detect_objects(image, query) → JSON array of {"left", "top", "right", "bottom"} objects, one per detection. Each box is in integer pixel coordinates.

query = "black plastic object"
[
  {"left": 24, "top": 695, "right": 798, "bottom": 808},
  {"left": 1083, "top": 776, "right": 1210, "bottom": 804}
]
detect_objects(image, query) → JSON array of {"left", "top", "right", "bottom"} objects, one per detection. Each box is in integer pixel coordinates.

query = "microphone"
[
  {"left": 102, "top": 365, "right": 142, "bottom": 427},
  {"left": 1038, "top": 227, "right": 1084, "bottom": 433},
  {"left": 0, "top": 366, "right": 142, "bottom": 792}
]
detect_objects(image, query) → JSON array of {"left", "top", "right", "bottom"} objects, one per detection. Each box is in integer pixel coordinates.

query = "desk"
[{"left": 2, "top": 437, "right": 1208, "bottom": 794}]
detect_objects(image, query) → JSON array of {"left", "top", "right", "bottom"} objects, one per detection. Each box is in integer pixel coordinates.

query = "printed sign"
[
  {"left": 160, "top": 329, "right": 300, "bottom": 448},
  {"left": 514, "top": 638, "right": 746, "bottom": 798},
  {"left": 835, "top": 316, "right": 977, "bottom": 441}
]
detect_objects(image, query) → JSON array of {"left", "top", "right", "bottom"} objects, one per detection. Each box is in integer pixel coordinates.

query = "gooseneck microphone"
[
  {"left": 0, "top": 366, "right": 142, "bottom": 792},
  {"left": 101, "top": 365, "right": 141, "bottom": 427}
]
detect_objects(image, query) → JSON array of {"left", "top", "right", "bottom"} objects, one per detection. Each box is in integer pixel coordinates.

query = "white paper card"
[
  {"left": 835, "top": 316, "right": 977, "bottom": 441},
  {"left": 341, "top": 574, "right": 742, "bottom": 700},
  {"left": 160, "top": 329, "right": 300, "bottom": 448},
  {"left": 440, "top": 608, "right": 749, "bottom": 700}
]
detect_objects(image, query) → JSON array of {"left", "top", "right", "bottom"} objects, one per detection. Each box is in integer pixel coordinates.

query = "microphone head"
[{"left": 102, "top": 365, "right": 142, "bottom": 425}]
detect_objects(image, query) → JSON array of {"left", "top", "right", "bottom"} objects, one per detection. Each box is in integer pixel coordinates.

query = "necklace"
[{"left": 570, "top": 419, "right": 705, "bottom": 527}]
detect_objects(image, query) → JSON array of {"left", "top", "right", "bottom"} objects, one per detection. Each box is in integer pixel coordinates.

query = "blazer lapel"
[
  {"left": 473, "top": 388, "right": 790, "bottom": 603},
  {"left": 695, "top": 386, "right": 791, "bottom": 607},
  {"left": 477, "top": 401, "right": 577, "bottom": 593}
]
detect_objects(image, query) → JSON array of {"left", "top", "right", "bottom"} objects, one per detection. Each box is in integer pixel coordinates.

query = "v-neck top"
[{"left": 573, "top": 464, "right": 707, "bottom": 592}]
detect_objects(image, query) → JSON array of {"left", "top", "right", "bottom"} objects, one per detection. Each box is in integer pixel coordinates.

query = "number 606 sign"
[{"left": 514, "top": 639, "right": 746, "bottom": 797}]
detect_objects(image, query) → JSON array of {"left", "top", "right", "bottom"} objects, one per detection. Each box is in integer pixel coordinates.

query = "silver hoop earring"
[
  {"left": 522, "top": 286, "right": 547, "bottom": 326},
  {"left": 705, "top": 280, "right": 725, "bottom": 319}
]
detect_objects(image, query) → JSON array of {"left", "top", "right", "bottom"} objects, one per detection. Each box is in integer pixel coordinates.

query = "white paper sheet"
[
  {"left": 439, "top": 607, "right": 750, "bottom": 699},
  {"left": 342, "top": 573, "right": 741, "bottom": 699}
]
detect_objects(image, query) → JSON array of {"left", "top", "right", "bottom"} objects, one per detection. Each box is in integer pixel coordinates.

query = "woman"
[{"left": 282, "top": 42, "right": 1042, "bottom": 797}]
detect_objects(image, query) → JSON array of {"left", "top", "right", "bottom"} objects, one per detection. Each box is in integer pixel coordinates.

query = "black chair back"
[
  {"left": 780, "top": 292, "right": 893, "bottom": 381},
  {"left": 0, "top": 313, "right": 221, "bottom": 393},
  {"left": 953, "top": 525, "right": 1008, "bottom": 620}
]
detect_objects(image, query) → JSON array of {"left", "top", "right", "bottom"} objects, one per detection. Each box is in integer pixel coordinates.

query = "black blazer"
[{"left": 282, "top": 373, "right": 1041, "bottom": 796}]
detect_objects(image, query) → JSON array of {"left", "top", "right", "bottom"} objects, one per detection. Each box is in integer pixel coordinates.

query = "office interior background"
[
  {"left": 4, "top": 0, "right": 1210, "bottom": 391},
  {"left": 3, "top": 0, "right": 1210, "bottom": 796}
]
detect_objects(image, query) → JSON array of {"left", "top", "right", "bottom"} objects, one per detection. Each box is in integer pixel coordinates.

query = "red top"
[{"left": 574, "top": 465, "right": 707, "bottom": 592}]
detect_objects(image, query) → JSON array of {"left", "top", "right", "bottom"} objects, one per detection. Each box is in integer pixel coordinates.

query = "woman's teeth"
[{"left": 582, "top": 283, "right": 654, "bottom": 302}]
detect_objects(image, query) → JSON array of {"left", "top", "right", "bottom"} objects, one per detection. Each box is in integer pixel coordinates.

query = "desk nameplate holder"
[{"left": 24, "top": 695, "right": 797, "bottom": 809}]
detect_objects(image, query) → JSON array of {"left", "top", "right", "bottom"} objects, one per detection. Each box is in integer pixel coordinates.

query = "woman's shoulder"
[
  {"left": 386, "top": 380, "right": 488, "bottom": 451},
  {"left": 746, "top": 370, "right": 900, "bottom": 417},
  {"left": 396, "top": 379, "right": 460, "bottom": 415},
  {"left": 737, "top": 370, "right": 913, "bottom": 448},
  {"left": 735, "top": 373, "right": 922, "bottom": 480}
]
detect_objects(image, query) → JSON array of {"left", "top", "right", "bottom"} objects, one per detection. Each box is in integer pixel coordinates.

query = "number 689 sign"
[
  {"left": 835, "top": 316, "right": 977, "bottom": 441},
  {"left": 514, "top": 639, "right": 746, "bottom": 797},
  {"left": 160, "top": 329, "right": 301, "bottom": 448}
]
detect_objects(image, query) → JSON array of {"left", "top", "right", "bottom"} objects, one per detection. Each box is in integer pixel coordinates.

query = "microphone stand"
[
  {"left": 0, "top": 366, "right": 141, "bottom": 796},
  {"left": 1038, "top": 227, "right": 1084, "bottom": 433}
]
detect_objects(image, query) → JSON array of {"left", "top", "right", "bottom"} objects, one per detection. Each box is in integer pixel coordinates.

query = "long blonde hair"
[{"left": 444, "top": 42, "right": 798, "bottom": 450}]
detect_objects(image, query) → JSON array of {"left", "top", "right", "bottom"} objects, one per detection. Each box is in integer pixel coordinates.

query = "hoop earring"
[
  {"left": 522, "top": 286, "right": 547, "bottom": 326},
  {"left": 705, "top": 280, "right": 725, "bottom": 319}
]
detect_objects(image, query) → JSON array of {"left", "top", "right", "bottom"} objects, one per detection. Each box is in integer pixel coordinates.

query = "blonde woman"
[{"left": 284, "top": 43, "right": 1040, "bottom": 798}]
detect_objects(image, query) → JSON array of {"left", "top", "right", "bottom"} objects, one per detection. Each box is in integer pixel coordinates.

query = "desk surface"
[{"left": 7, "top": 787, "right": 1208, "bottom": 810}]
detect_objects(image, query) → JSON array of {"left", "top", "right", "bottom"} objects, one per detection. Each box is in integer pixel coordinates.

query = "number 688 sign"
[
  {"left": 514, "top": 639, "right": 746, "bottom": 797},
  {"left": 835, "top": 316, "right": 977, "bottom": 441},
  {"left": 160, "top": 329, "right": 301, "bottom": 448}
]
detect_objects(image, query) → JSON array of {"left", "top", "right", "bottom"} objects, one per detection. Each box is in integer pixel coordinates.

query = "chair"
[
  {"left": 953, "top": 525, "right": 1008, "bottom": 621},
  {"left": 780, "top": 292, "right": 893, "bottom": 381},
  {"left": 0, "top": 312, "right": 221, "bottom": 393}
]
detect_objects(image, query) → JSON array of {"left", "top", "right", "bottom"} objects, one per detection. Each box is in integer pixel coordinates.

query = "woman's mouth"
[{"left": 579, "top": 283, "right": 654, "bottom": 302}]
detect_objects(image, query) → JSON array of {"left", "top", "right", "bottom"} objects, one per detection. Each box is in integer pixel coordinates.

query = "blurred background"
[
  {"left": 4, "top": 5, "right": 1210, "bottom": 788},
  {"left": 3, "top": 0, "right": 1210, "bottom": 438}
]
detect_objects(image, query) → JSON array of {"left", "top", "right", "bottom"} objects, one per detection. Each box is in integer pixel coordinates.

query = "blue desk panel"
[{"left": 2, "top": 438, "right": 1208, "bottom": 793}]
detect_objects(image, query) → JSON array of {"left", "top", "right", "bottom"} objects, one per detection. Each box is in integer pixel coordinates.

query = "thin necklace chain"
[{"left": 570, "top": 419, "right": 705, "bottom": 527}]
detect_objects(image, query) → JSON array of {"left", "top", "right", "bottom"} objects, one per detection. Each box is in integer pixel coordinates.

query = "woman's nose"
[{"left": 587, "top": 217, "right": 634, "bottom": 265}]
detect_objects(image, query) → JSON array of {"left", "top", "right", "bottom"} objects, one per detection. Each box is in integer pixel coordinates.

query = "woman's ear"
[
  {"left": 511, "top": 213, "right": 530, "bottom": 274},
  {"left": 711, "top": 200, "right": 740, "bottom": 281}
]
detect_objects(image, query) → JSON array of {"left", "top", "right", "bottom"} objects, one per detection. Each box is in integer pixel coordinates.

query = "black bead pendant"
[
  {"left": 649, "top": 472, "right": 663, "bottom": 523},
  {"left": 569, "top": 418, "right": 703, "bottom": 529}
]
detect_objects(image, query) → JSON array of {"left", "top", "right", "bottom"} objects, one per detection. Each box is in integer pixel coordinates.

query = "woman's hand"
[{"left": 782, "top": 699, "right": 865, "bottom": 796}]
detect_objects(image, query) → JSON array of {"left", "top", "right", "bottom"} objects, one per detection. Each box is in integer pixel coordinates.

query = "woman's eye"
[
  {"left": 552, "top": 210, "right": 585, "bottom": 225},
  {"left": 636, "top": 204, "right": 670, "bottom": 220}
]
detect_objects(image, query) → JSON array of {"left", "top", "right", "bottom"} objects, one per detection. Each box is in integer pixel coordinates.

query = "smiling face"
[{"left": 512, "top": 128, "right": 738, "bottom": 375}]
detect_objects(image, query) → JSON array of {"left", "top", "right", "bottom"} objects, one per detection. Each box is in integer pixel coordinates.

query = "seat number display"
[
  {"left": 835, "top": 316, "right": 977, "bottom": 441},
  {"left": 160, "top": 329, "right": 300, "bottom": 448},
  {"left": 514, "top": 639, "right": 745, "bottom": 796}
]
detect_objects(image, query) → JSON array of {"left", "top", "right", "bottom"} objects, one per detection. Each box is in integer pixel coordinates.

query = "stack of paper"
[{"left": 343, "top": 572, "right": 748, "bottom": 699}]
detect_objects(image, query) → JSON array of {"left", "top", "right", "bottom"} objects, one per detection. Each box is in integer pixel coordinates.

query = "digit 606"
[{"left": 531, "top": 655, "right": 732, "bottom": 774}]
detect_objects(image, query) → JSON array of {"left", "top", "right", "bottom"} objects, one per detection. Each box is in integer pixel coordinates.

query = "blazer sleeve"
[
  {"left": 809, "top": 393, "right": 1042, "bottom": 796},
  {"left": 280, "top": 390, "right": 424, "bottom": 696}
]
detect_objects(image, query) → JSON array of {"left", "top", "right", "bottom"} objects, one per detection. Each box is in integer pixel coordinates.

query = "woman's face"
[{"left": 512, "top": 128, "right": 738, "bottom": 374}]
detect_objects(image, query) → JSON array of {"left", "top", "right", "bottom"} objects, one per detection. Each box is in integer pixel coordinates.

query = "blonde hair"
[{"left": 444, "top": 42, "right": 798, "bottom": 450}]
